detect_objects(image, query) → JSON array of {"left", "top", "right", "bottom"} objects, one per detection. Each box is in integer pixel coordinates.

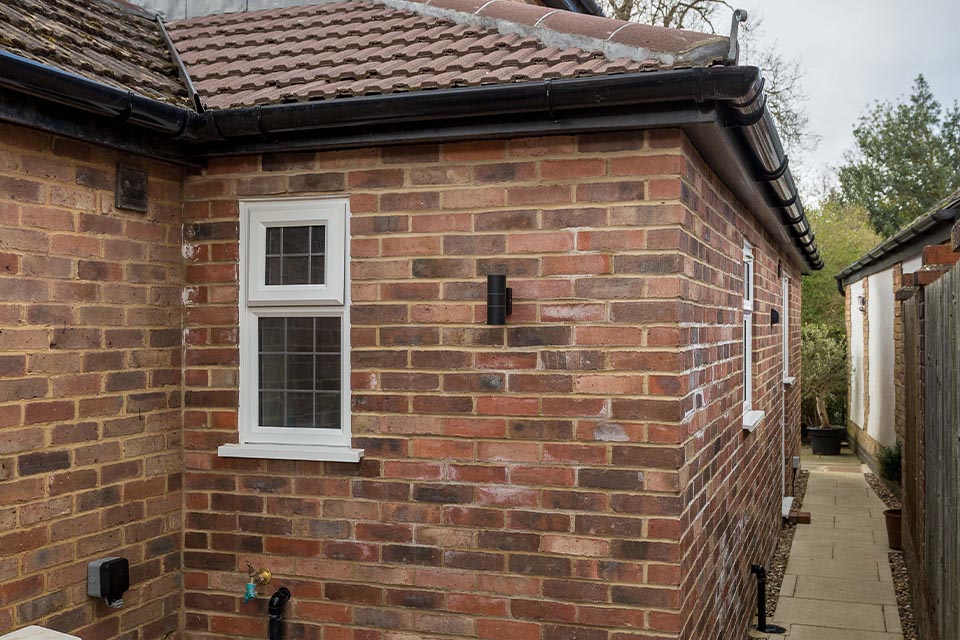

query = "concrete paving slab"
[
  {"left": 772, "top": 597, "right": 886, "bottom": 631},
  {"left": 793, "top": 527, "right": 876, "bottom": 544},
  {"left": 787, "top": 540, "right": 834, "bottom": 559},
  {"left": 783, "top": 624, "right": 904, "bottom": 639},
  {"left": 792, "top": 575, "right": 898, "bottom": 604},
  {"left": 785, "top": 557, "right": 883, "bottom": 582},
  {"left": 883, "top": 605, "right": 902, "bottom": 633},
  {"left": 833, "top": 515, "right": 888, "bottom": 531},
  {"left": 834, "top": 542, "right": 893, "bottom": 561},
  {"left": 781, "top": 573, "right": 797, "bottom": 597}
]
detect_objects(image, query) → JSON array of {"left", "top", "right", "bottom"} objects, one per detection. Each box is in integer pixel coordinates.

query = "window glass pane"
[
  {"left": 258, "top": 316, "right": 341, "bottom": 429},
  {"left": 264, "top": 225, "right": 326, "bottom": 286}
]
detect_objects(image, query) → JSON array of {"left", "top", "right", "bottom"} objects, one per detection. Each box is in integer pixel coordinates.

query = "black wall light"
[
  {"left": 486, "top": 274, "right": 513, "bottom": 325},
  {"left": 771, "top": 308, "right": 780, "bottom": 325}
]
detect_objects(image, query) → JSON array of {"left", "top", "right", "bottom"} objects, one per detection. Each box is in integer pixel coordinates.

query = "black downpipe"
[
  {"left": 268, "top": 587, "right": 291, "bottom": 640},
  {"left": 750, "top": 565, "right": 786, "bottom": 634}
]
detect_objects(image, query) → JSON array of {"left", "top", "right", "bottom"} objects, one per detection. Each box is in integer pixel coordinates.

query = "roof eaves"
[{"left": 835, "top": 187, "right": 960, "bottom": 287}]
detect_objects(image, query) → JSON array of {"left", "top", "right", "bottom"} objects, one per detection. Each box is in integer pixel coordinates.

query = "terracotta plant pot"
[
  {"left": 809, "top": 426, "right": 844, "bottom": 455},
  {"left": 884, "top": 508, "right": 902, "bottom": 551}
]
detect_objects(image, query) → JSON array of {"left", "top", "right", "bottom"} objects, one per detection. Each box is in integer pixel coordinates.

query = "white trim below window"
[
  {"left": 218, "top": 443, "right": 363, "bottom": 463},
  {"left": 742, "top": 410, "right": 765, "bottom": 432}
]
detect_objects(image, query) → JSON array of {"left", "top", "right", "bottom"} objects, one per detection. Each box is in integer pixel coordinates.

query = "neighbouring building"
[
  {"left": 837, "top": 190, "right": 960, "bottom": 640},
  {"left": 836, "top": 188, "right": 960, "bottom": 469},
  {"left": 0, "top": 0, "right": 820, "bottom": 639}
]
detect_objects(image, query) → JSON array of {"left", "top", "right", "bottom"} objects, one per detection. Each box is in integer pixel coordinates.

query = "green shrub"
[
  {"left": 878, "top": 442, "right": 902, "bottom": 484},
  {"left": 801, "top": 324, "right": 848, "bottom": 428}
]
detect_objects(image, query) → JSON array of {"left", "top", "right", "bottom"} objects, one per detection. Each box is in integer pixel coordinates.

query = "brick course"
[{"left": 0, "top": 123, "right": 182, "bottom": 639}]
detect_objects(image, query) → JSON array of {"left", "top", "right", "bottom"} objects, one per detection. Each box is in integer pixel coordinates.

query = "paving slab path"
[{"left": 758, "top": 448, "right": 904, "bottom": 639}]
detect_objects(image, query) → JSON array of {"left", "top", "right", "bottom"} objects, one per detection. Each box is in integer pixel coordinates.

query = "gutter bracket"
[
  {"left": 544, "top": 79, "right": 558, "bottom": 122},
  {"left": 103, "top": 92, "right": 134, "bottom": 129},
  {"left": 726, "top": 9, "right": 748, "bottom": 64}
]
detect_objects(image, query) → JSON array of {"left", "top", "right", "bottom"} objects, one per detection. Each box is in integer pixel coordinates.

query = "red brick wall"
[
  {"left": 675, "top": 141, "right": 802, "bottom": 638},
  {"left": 0, "top": 124, "right": 183, "bottom": 639},
  {"left": 181, "top": 130, "right": 801, "bottom": 639}
]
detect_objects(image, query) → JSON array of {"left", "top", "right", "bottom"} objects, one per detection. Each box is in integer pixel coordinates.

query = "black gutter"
[
  {"left": 0, "top": 49, "right": 820, "bottom": 270},
  {"left": 0, "top": 51, "right": 196, "bottom": 139},
  {"left": 201, "top": 67, "right": 757, "bottom": 139}
]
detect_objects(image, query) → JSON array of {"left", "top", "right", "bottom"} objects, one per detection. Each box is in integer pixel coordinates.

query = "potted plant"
[
  {"left": 878, "top": 442, "right": 903, "bottom": 550},
  {"left": 801, "top": 324, "right": 847, "bottom": 455}
]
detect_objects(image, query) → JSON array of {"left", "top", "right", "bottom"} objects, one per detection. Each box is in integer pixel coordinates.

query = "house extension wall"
[
  {"left": 675, "top": 139, "right": 802, "bottom": 638},
  {"left": 181, "top": 129, "right": 800, "bottom": 640},
  {"left": 0, "top": 124, "right": 183, "bottom": 639},
  {"left": 181, "top": 131, "right": 700, "bottom": 640}
]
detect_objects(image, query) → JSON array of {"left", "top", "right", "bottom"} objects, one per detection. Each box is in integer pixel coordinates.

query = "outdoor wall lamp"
[
  {"left": 486, "top": 274, "right": 513, "bottom": 325},
  {"left": 770, "top": 308, "right": 780, "bottom": 325},
  {"left": 858, "top": 295, "right": 867, "bottom": 312}
]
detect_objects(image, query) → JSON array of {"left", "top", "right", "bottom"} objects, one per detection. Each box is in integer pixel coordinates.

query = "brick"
[{"left": 17, "top": 450, "right": 70, "bottom": 475}]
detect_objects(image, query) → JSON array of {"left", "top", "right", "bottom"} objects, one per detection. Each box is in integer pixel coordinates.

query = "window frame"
[
  {"left": 742, "top": 242, "right": 764, "bottom": 431},
  {"left": 219, "top": 196, "right": 360, "bottom": 462},
  {"left": 782, "top": 275, "right": 797, "bottom": 385},
  {"left": 246, "top": 200, "right": 345, "bottom": 305}
]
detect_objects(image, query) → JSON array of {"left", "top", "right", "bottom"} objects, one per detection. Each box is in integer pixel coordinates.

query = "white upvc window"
[
  {"left": 782, "top": 276, "right": 796, "bottom": 386},
  {"left": 218, "top": 197, "right": 362, "bottom": 463},
  {"left": 742, "top": 242, "right": 764, "bottom": 431}
]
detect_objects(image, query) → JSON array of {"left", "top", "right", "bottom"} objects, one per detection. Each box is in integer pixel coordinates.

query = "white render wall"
[
  {"left": 849, "top": 279, "right": 865, "bottom": 428},
  {"left": 866, "top": 267, "right": 896, "bottom": 447}
]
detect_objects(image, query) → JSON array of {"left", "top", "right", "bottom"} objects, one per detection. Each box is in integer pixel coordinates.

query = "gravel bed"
[
  {"left": 890, "top": 551, "right": 918, "bottom": 640},
  {"left": 765, "top": 470, "right": 811, "bottom": 616},
  {"left": 864, "top": 474, "right": 917, "bottom": 638},
  {"left": 865, "top": 472, "right": 901, "bottom": 509}
]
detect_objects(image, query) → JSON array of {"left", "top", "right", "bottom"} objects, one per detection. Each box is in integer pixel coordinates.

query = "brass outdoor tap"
[{"left": 246, "top": 562, "right": 272, "bottom": 586}]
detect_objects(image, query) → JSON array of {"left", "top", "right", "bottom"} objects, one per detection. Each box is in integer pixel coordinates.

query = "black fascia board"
[{"left": 0, "top": 49, "right": 822, "bottom": 270}]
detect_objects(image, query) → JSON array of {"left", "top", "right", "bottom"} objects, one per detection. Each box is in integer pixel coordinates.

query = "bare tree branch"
[{"left": 597, "top": 1, "right": 819, "bottom": 165}]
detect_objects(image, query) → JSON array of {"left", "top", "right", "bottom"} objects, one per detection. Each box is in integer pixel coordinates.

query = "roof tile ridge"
[{"left": 373, "top": 0, "right": 729, "bottom": 67}]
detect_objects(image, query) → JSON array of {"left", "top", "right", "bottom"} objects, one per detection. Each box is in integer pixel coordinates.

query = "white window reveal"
[
  {"left": 218, "top": 197, "right": 362, "bottom": 463},
  {"left": 742, "top": 242, "right": 764, "bottom": 432}
]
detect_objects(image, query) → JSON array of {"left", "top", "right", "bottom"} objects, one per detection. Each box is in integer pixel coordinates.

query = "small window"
[
  {"left": 742, "top": 242, "right": 763, "bottom": 431},
  {"left": 219, "top": 198, "right": 360, "bottom": 462},
  {"left": 782, "top": 276, "right": 795, "bottom": 384}
]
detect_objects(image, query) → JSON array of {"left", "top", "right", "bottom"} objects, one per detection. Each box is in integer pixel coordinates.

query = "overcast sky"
[{"left": 739, "top": 0, "right": 960, "bottom": 182}]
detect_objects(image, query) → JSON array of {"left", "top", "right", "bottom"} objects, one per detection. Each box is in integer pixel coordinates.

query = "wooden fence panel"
[{"left": 923, "top": 263, "right": 960, "bottom": 639}]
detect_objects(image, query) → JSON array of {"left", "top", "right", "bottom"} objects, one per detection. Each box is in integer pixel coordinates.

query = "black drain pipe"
[
  {"left": 750, "top": 564, "right": 786, "bottom": 634},
  {"left": 268, "top": 587, "right": 291, "bottom": 640}
]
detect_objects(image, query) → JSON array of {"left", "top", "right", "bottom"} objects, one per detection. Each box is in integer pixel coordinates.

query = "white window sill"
[
  {"left": 218, "top": 443, "right": 364, "bottom": 463},
  {"left": 783, "top": 376, "right": 797, "bottom": 386},
  {"left": 742, "top": 410, "right": 765, "bottom": 433}
]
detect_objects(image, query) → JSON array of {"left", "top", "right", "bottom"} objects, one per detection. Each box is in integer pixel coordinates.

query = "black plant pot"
[{"left": 809, "top": 427, "right": 845, "bottom": 455}]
